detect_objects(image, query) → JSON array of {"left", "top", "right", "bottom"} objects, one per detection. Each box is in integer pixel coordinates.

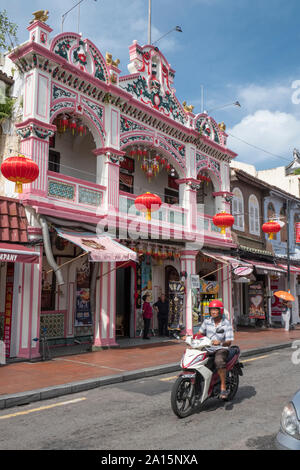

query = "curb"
[{"left": 0, "top": 341, "right": 295, "bottom": 410}]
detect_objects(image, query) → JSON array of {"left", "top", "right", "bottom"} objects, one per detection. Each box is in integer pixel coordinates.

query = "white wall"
[{"left": 54, "top": 129, "right": 97, "bottom": 183}]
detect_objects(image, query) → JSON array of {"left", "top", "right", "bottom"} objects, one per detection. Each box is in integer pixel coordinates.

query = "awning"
[
  {"left": 55, "top": 229, "right": 137, "bottom": 262},
  {"left": 242, "top": 259, "right": 286, "bottom": 274},
  {"left": 201, "top": 250, "right": 252, "bottom": 268},
  {"left": 0, "top": 243, "right": 39, "bottom": 264},
  {"left": 278, "top": 264, "right": 300, "bottom": 273}
]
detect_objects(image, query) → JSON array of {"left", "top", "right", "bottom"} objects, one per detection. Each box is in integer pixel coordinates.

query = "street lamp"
[
  {"left": 152, "top": 26, "right": 183, "bottom": 46},
  {"left": 206, "top": 101, "right": 241, "bottom": 114}
]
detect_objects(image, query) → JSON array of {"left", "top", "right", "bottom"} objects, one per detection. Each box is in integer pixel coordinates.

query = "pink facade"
[{"left": 3, "top": 16, "right": 238, "bottom": 357}]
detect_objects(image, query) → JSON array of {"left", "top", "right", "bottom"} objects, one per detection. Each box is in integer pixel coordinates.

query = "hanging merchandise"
[
  {"left": 168, "top": 281, "right": 185, "bottom": 335},
  {"left": 1, "top": 154, "right": 39, "bottom": 193}
]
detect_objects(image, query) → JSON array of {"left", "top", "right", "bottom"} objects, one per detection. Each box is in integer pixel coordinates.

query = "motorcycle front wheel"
[{"left": 171, "top": 376, "right": 197, "bottom": 418}]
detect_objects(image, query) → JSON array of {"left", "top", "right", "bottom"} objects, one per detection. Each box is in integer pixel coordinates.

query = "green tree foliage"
[{"left": 0, "top": 9, "right": 18, "bottom": 51}]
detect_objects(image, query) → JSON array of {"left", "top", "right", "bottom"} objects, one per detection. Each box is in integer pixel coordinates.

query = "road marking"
[
  {"left": 159, "top": 353, "right": 279, "bottom": 381},
  {"left": 0, "top": 397, "right": 86, "bottom": 420},
  {"left": 241, "top": 352, "right": 278, "bottom": 363},
  {"left": 160, "top": 375, "right": 178, "bottom": 382}
]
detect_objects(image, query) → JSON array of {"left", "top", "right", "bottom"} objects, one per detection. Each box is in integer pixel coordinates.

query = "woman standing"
[{"left": 142, "top": 294, "right": 153, "bottom": 340}]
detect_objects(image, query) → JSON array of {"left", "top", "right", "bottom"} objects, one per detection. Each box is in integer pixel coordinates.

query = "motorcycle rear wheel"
[
  {"left": 225, "top": 366, "right": 239, "bottom": 401},
  {"left": 171, "top": 376, "right": 197, "bottom": 418}
]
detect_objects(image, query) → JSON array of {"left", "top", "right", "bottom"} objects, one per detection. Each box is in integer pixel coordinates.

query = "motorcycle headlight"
[{"left": 281, "top": 402, "right": 300, "bottom": 439}]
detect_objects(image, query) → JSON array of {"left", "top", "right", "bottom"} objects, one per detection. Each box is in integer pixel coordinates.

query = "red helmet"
[{"left": 209, "top": 300, "right": 224, "bottom": 314}]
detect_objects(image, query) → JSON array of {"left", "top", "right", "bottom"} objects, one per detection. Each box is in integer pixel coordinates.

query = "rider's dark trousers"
[{"left": 214, "top": 348, "right": 229, "bottom": 369}]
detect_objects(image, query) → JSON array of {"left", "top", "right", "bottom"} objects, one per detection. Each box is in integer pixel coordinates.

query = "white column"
[{"left": 180, "top": 250, "right": 197, "bottom": 335}]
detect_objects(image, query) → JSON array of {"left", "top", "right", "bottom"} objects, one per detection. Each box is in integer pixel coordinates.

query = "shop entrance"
[{"left": 116, "top": 263, "right": 136, "bottom": 337}]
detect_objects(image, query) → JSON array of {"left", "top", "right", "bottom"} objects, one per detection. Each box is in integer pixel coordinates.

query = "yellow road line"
[
  {"left": 0, "top": 397, "right": 86, "bottom": 420},
  {"left": 160, "top": 353, "right": 278, "bottom": 381},
  {"left": 241, "top": 352, "right": 278, "bottom": 363}
]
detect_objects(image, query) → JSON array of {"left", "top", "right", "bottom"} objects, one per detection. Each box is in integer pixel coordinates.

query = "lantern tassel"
[{"left": 15, "top": 182, "right": 23, "bottom": 193}]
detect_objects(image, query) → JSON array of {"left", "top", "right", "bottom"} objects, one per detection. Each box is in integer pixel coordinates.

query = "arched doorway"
[{"left": 165, "top": 265, "right": 180, "bottom": 298}]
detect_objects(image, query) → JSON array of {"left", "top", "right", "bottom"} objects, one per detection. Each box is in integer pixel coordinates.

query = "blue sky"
[{"left": 3, "top": 0, "right": 300, "bottom": 169}]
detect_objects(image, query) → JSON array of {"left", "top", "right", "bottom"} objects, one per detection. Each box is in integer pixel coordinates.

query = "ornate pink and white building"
[{"left": 0, "top": 14, "right": 238, "bottom": 359}]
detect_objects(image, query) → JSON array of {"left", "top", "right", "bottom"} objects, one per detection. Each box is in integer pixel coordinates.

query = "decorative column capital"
[
  {"left": 93, "top": 147, "right": 126, "bottom": 164},
  {"left": 176, "top": 177, "right": 201, "bottom": 191},
  {"left": 16, "top": 118, "right": 56, "bottom": 140}
]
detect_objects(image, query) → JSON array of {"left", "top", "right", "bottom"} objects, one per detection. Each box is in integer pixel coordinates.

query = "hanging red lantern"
[
  {"left": 77, "top": 123, "right": 85, "bottom": 136},
  {"left": 160, "top": 158, "right": 166, "bottom": 166},
  {"left": 134, "top": 192, "right": 162, "bottom": 221},
  {"left": 155, "top": 155, "right": 160, "bottom": 162},
  {"left": 137, "top": 149, "right": 143, "bottom": 160},
  {"left": 1, "top": 154, "right": 39, "bottom": 193},
  {"left": 296, "top": 223, "right": 300, "bottom": 243},
  {"left": 212, "top": 211, "right": 235, "bottom": 235},
  {"left": 61, "top": 114, "right": 69, "bottom": 132},
  {"left": 141, "top": 160, "right": 148, "bottom": 172},
  {"left": 262, "top": 220, "right": 281, "bottom": 240},
  {"left": 129, "top": 148, "right": 136, "bottom": 158},
  {"left": 69, "top": 118, "right": 77, "bottom": 135}
]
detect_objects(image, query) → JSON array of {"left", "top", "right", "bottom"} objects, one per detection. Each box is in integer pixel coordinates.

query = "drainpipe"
[{"left": 39, "top": 216, "right": 64, "bottom": 286}]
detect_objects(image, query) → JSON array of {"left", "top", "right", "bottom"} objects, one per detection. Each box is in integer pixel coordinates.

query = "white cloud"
[{"left": 227, "top": 109, "right": 300, "bottom": 169}]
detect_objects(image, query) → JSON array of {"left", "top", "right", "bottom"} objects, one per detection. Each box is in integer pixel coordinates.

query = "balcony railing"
[
  {"left": 119, "top": 192, "right": 187, "bottom": 227},
  {"left": 47, "top": 171, "right": 105, "bottom": 210}
]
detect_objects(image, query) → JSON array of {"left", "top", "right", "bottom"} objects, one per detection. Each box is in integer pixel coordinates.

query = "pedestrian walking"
[
  {"left": 142, "top": 294, "right": 153, "bottom": 340},
  {"left": 153, "top": 293, "right": 169, "bottom": 337},
  {"left": 281, "top": 300, "right": 292, "bottom": 331}
]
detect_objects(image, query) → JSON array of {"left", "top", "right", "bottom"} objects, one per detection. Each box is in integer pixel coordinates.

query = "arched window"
[
  {"left": 232, "top": 187, "right": 244, "bottom": 231},
  {"left": 267, "top": 202, "right": 275, "bottom": 220},
  {"left": 249, "top": 194, "right": 260, "bottom": 235}
]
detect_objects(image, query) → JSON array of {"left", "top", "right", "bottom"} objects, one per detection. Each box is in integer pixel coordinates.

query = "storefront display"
[
  {"left": 75, "top": 263, "right": 92, "bottom": 326},
  {"left": 168, "top": 281, "right": 185, "bottom": 333},
  {"left": 248, "top": 282, "right": 265, "bottom": 319},
  {"left": 4, "top": 263, "right": 14, "bottom": 357}
]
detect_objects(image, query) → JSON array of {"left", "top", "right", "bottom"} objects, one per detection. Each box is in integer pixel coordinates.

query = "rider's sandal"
[{"left": 219, "top": 390, "right": 230, "bottom": 400}]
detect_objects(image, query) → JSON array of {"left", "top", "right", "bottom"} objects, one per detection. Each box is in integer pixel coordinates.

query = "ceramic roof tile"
[{"left": 0, "top": 196, "right": 29, "bottom": 243}]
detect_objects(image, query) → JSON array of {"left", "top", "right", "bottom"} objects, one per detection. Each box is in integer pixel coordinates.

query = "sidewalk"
[{"left": 0, "top": 326, "right": 299, "bottom": 410}]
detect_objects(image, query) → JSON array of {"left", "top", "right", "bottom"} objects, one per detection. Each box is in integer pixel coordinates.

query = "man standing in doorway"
[{"left": 154, "top": 294, "right": 169, "bottom": 337}]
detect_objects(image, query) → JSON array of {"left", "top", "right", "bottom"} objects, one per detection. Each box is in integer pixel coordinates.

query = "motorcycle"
[{"left": 171, "top": 328, "right": 244, "bottom": 418}]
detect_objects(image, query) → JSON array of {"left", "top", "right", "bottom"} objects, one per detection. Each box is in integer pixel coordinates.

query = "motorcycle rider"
[{"left": 198, "top": 300, "right": 234, "bottom": 400}]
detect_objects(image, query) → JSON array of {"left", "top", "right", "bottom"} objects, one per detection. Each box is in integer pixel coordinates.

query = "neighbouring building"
[{"left": 230, "top": 162, "right": 300, "bottom": 328}]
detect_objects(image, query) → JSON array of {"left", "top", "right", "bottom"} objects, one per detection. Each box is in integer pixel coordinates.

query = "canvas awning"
[
  {"left": 242, "top": 259, "right": 286, "bottom": 274},
  {"left": 0, "top": 243, "right": 39, "bottom": 264},
  {"left": 55, "top": 229, "right": 138, "bottom": 262},
  {"left": 200, "top": 250, "right": 252, "bottom": 268},
  {"left": 278, "top": 264, "right": 300, "bottom": 273}
]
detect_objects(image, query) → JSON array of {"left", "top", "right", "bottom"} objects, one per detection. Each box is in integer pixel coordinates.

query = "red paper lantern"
[
  {"left": 262, "top": 220, "right": 281, "bottom": 240},
  {"left": 77, "top": 123, "right": 85, "bottom": 136},
  {"left": 1, "top": 155, "right": 39, "bottom": 193},
  {"left": 69, "top": 118, "right": 77, "bottom": 135},
  {"left": 296, "top": 223, "right": 300, "bottom": 243},
  {"left": 134, "top": 192, "right": 162, "bottom": 221},
  {"left": 61, "top": 115, "right": 69, "bottom": 132},
  {"left": 213, "top": 211, "right": 234, "bottom": 235}
]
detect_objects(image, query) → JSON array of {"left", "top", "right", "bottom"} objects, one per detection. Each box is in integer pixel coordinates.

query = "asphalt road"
[{"left": 0, "top": 348, "right": 299, "bottom": 451}]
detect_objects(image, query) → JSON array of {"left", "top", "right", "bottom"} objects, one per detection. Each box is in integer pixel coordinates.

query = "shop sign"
[
  {"left": 4, "top": 263, "right": 14, "bottom": 357},
  {"left": 233, "top": 266, "right": 253, "bottom": 277},
  {"left": 190, "top": 275, "right": 200, "bottom": 289},
  {"left": 249, "top": 283, "right": 265, "bottom": 319},
  {"left": 199, "top": 280, "right": 219, "bottom": 295}
]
